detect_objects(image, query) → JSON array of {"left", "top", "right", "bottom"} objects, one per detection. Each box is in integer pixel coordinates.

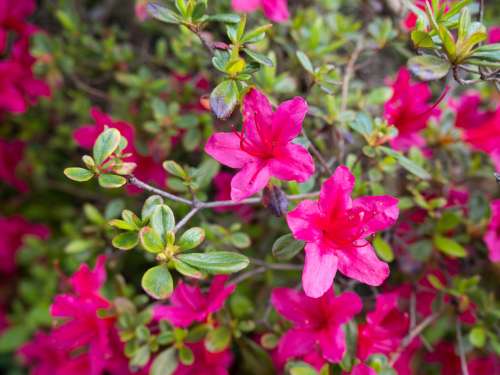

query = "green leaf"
[
  {"left": 206, "top": 13, "right": 241, "bottom": 24},
  {"left": 150, "top": 347, "right": 178, "bottom": 375},
  {"left": 229, "top": 232, "right": 251, "bottom": 249},
  {"left": 407, "top": 55, "right": 450, "bottom": 81},
  {"left": 147, "top": 3, "right": 181, "bottom": 24},
  {"left": 241, "top": 24, "right": 273, "bottom": 43},
  {"left": 176, "top": 252, "right": 249, "bottom": 274},
  {"left": 210, "top": 80, "right": 239, "bottom": 120},
  {"left": 469, "top": 326, "right": 486, "bottom": 348},
  {"left": 109, "top": 219, "right": 137, "bottom": 231},
  {"left": 436, "top": 211, "right": 461, "bottom": 233},
  {"left": 285, "top": 361, "right": 318, "bottom": 375},
  {"left": 151, "top": 204, "right": 175, "bottom": 240},
  {"left": 112, "top": 232, "right": 139, "bottom": 250},
  {"left": 130, "top": 345, "right": 150, "bottom": 368},
  {"left": 93, "top": 128, "right": 121, "bottom": 165},
  {"left": 139, "top": 227, "right": 165, "bottom": 253},
  {"left": 163, "top": 160, "right": 187, "bottom": 179},
  {"left": 411, "top": 30, "right": 435, "bottom": 48},
  {"left": 379, "top": 147, "right": 431, "bottom": 180},
  {"left": 64, "top": 167, "right": 94, "bottom": 182},
  {"left": 142, "top": 195, "right": 164, "bottom": 221},
  {"left": 98, "top": 174, "right": 127, "bottom": 188},
  {"left": 433, "top": 235, "right": 467, "bottom": 258},
  {"left": 272, "top": 234, "right": 305, "bottom": 260},
  {"left": 205, "top": 326, "right": 231, "bottom": 353},
  {"left": 296, "top": 51, "right": 314, "bottom": 73},
  {"left": 178, "top": 227, "right": 205, "bottom": 250},
  {"left": 172, "top": 258, "right": 206, "bottom": 279},
  {"left": 182, "top": 128, "right": 202, "bottom": 151},
  {"left": 178, "top": 346, "right": 194, "bottom": 365},
  {"left": 439, "top": 25, "right": 456, "bottom": 60},
  {"left": 373, "top": 234, "right": 394, "bottom": 262},
  {"left": 427, "top": 274, "right": 445, "bottom": 290},
  {"left": 244, "top": 48, "right": 274, "bottom": 67},
  {"left": 141, "top": 265, "right": 173, "bottom": 299}
]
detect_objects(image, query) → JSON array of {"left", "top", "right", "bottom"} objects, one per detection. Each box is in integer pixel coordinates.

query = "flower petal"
[
  {"left": 269, "top": 143, "right": 315, "bottom": 182},
  {"left": 326, "top": 291, "right": 363, "bottom": 325},
  {"left": 352, "top": 195, "right": 399, "bottom": 237},
  {"left": 271, "top": 288, "right": 313, "bottom": 324},
  {"left": 205, "top": 132, "right": 255, "bottom": 169},
  {"left": 319, "top": 166, "right": 354, "bottom": 219},
  {"left": 207, "top": 276, "right": 236, "bottom": 315},
  {"left": 318, "top": 325, "right": 345, "bottom": 363},
  {"left": 230, "top": 161, "right": 270, "bottom": 201},
  {"left": 286, "top": 200, "right": 322, "bottom": 242},
  {"left": 336, "top": 243, "right": 389, "bottom": 286},
  {"left": 153, "top": 305, "right": 202, "bottom": 328},
  {"left": 302, "top": 242, "right": 338, "bottom": 298},
  {"left": 277, "top": 328, "right": 316, "bottom": 362},
  {"left": 351, "top": 364, "right": 377, "bottom": 375},
  {"left": 271, "top": 96, "right": 308, "bottom": 144},
  {"left": 231, "top": 0, "right": 261, "bottom": 12},
  {"left": 241, "top": 88, "right": 273, "bottom": 148},
  {"left": 262, "top": 0, "right": 290, "bottom": 23}
]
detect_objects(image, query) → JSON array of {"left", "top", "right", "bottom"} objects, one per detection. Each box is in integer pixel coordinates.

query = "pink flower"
[
  {"left": 49, "top": 256, "right": 130, "bottom": 375},
  {"left": 347, "top": 364, "right": 377, "bottom": 375},
  {"left": 271, "top": 287, "right": 362, "bottom": 363},
  {"left": 213, "top": 172, "right": 254, "bottom": 220},
  {"left": 453, "top": 92, "right": 495, "bottom": 130},
  {"left": 0, "top": 138, "right": 28, "bottom": 192},
  {"left": 205, "top": 88, "right": 314, "bottom": 201},
  {"left": 485, "top": 200, "right": 500, "bottom": 262},
  {"left": 74, "top": 108, "right": 167, "bottom": 193},
  {"left": 488, "top": 26, "right": 500, "bottom": 43},
  {"left": 357, "top": 292, "right": 409, "bottom": 361},
  {"left": 154, "top": 275, "right": 235, "bottom": 328},
  {"left": 384, "top": 68, "right": 440, "bottom": 151},
  {"left": 0, "top": 0, "right": 36, "bottom": 52},
  {"left": 135, "top": 0, "right": 149, "bottom": 21},
  {"left": 0, "top": 215, "right": 49, "bottom": 275},
  {"left": 286, "top": 166, "right": 399, "bottom": 297},
  {"left": 231, "top": 0, "right": 289, "bottom": 23},
  {"left": 173, "top": 342, "right": 233, "bottom": 375}
]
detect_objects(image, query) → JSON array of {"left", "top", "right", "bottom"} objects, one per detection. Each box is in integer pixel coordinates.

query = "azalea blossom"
[
  {"left": 485, "top": 200, "right": 500, "bottom": 262},
  {"left": 0, "top": 138, "right": 28, "bottom": 192},
  {"left": 231, "top": 0, "right": 289, "bottom": 23},
  {"left": 286, "top": 165, "right": 399, "bottom": 297},
  {"left": 0, "top": 0, "right": 36, "bottom": 53},
  {"left": 271, "top": 287, "right": 362, "bottom": 363},
  {"left": 154, "top": 275, "right": 235, "bottom": 328},
  {"left": 0, "top": 215, "right": 49, "bottom": 275},
  {"left": 205, "top": 88, "right": 314, "bottom": 201},
  {"left": 347, "top": 364, "right": 377, "bottom": 375},
  {"left": 489, "top": 26, "right": 500, "bottom": 43},
  {"left": 213, "top": 172, "right": 254, "bottom": 221},
  {"left": 384, "top": 68, "right": 440, "bottom": 151},
  {"left": 173, "top": 342, "right": 233, "bottom": 375},
  {"left": 74, "top": 108, "right": 167, "bottom": 193}
]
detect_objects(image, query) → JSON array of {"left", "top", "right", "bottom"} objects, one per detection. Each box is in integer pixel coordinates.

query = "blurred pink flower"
[
  {"left": 213, "top": 172, "right": 254, "bottom": 220},
  {"left": 453, "top": 92, "right": 495, "bottom": 130},
  {"left": 73, "top": 108, "right": 167, "bottom": 193},
  {"left": 0, "top": 215, "right": 49, "bottom": 275},
  {"left": 271, "top": 287, "right": 362, "bottom": 363},
  {"left": 232, "top": 0, "right": 289, "bottom": 23},
  {"left": 134, "top": 0, "right": 149, "bottom": 21},
  {"left": 205, "top": 88, "right": 314, "bottom": 201},
  {"left": 0, "top": 0, "right": 36, "bottom": 52},
  {"left": 0, "top": 138, "right": 28, "bottom": 192},
  {"left": 286, "top": 166, "right": 398, "bottom": 297},
  {"left": 173, "top": 342, "right": 233, "bottom": 375},
  {"left": 347, "top": 364, "right": 377, "bottom": 375},
  {"left": 488, "top": 26, "right": 500, "bottom": 43},
  {"left": 357, "top": 292, "right": 409, "bottom": 361},
  {"left": 384, "top": 68, "right": 440, "bottom": 151},
  {"left": 154, "top": 275, "right": 235, "bottom": 328},
  {"left": 485, "top": 200, "right": 500, "bottom": 262}
]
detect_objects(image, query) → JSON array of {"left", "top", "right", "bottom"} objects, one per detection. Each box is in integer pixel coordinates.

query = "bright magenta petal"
[
  {"left": 271, "top": 96, "right": 308, "bottom": 144},
  {"left": 319, "top": 165, "right": 355, "bottom": 218},
  {"left": 336, "top": 243, "right": 389, "bottom": 286},
  {"left": 327, "top": 291, "right": 363, "bottom": 325},
  {"left": 318, "top": 325, "right": 345, "bottom": 363},
  {"left": 241, "top": 88, "right": 273, "bottom": 148},
  {"left": 485, "top": 200, "right": 500, "bottom": 262},
  {"left": 352, "top": 195, "right": 399, "bottom": 236},
  {"left": 230, "top": 161, "right": 270, "bottom": 201},
  {"left": 286, "top": 200, "right": 323, "bottom": 242},
  {"left": 231, "top": 0, "right": 261, "bottom": 12},
  {"left": 351, "top": 364, "right": 377, "bottom": 375},
  {"left": 205, "top": 132, "right": 255, "bottom": 169},
  {"left": 271, "top": 288, "right": 312, "bottom": 324},
  {"left": 302, "top": 242, "right": 338, "bottom": 298},
  {"left": 153, "top": 305, "right": 202, "bottom": 328},
  {"left": 269, "top": 143, "right": 314, "bottom": 182},
  {"left": 262, "top": 0, "right": 289, "bottom": 23},
  {"left": 277, "top": 328, "right": 316, "bottom": 362}
]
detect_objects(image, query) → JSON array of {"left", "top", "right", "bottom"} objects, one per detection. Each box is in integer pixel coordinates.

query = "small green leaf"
[
  {"left": 229, "top": 232, "right": 251, "bottom": 249},
  {"left": 147, "top": 3, "right": 181, "bottom": 24},
  {"left": 64, "top": 167, "right": 94, "bottom": 182},
  {"left": 241, "top": 24, "right": 273, "bottom": 43},
  {"left": 139, "top": 227, "right": 165, "bottom": 253},
  {"left": 151, "top": 204, "right": 175, "bottom": 240},
  {"left": 373, "top": 234, "right": 394, "bottom": 262},
  {"left": 178, "top": 346, "right": 194, "bottom": 365},
  {"left": 130, "top": 345, "right": 150, "bottom": 368},
  {"left": 179, "top": 227, "right": 205, "bottom": 250},
  {"left": 411, "top": 30, "right": 435, "bottom": 48},
  {"left": 150, "top": 347, "right": 178, "bottom": 375},
  {"left": 205, "top": 326, "right": 231, "bottom": 353},
  {"left": 285, "top": 361, "right": 318, "bottom": 375},
  {"left": 206, "top": 13, "right": 241, "bottom": 23},
  {"left": 469, "top": 326, "right": 486, "bottom": 348},
  {"left": 433, "top": 235, "right": 467, "bottom": 258},
  {"left": 176, "top": 252, "right": 249, "bottom": 274},
  {"left": 172, "top": 258, "right": 206, "bottom": 279},
  {"left": 244, "top": 48, "right": 274, "bottom": 66},
  {"left": 427, "top": 274, "right": 445, "bottom": 290},
  {"left": 210, "top": 80, "right": 239, "bottom": 120},
  {"left": 112, "top": 232, "right": 139, "bottom": 250},
  {"left": 272, "top": 234, "right": 305, "bottom": 260},
  {"left": 296, "top": 51, "right": 314, "bottom": 73},
  {"left": 142, "top": 195, "right": 164, "bottom": 221},
  {"left": 379, "top": 147, "right": 431, "bottom": 180},
  {"left": 93, "top": 128, "right": 121, "bottom": 165},
  {"left": 163, "top": 160, "right": 187, "bottom": 179},
  {"left": 407, "top": 55, "right": 451, "bottom": 81},
  {"left": 109, "top": 219, "right": 137, "bottom": 231},
  {"left": 436, "top": 211, "right": 461, "bottom": 233},
  {"left": 141, "top": 265, "right": 173, "bottom": 299},
  {"left": 98, "top": 174, "right": 127, "bottom": 188}
]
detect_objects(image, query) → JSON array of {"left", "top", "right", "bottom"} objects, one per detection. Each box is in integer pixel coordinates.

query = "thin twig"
[
  {"left": 174, "top": 207, "right": 200, "bottom": 232},
  {"left": 230, "top": 266, "right": 267, "bottom": 284},
  {"left": 128, "top": 175, "right": 192, "bottom": 205},
  {"left": 456, "top": 318, "right": 470, "bottom": 375},
  {"left": 186, "top": 24, "right": 215, "bottom": 54},
  {"left": 249, "top": 258, "right": 303, "bottom": 270},
  {"left": 302, "top": 129, "right": 332, "bottom": 174}
]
